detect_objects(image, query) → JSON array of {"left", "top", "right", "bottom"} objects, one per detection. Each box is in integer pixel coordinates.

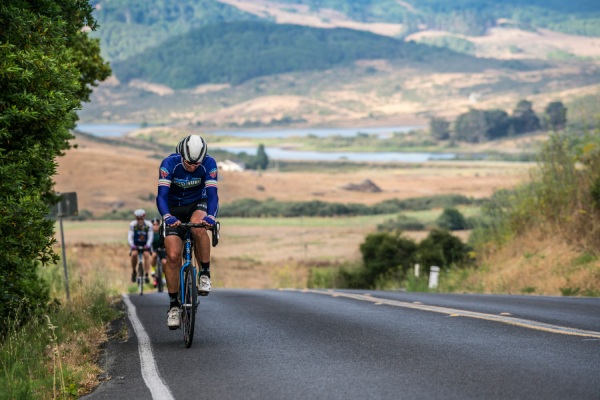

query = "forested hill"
[
  {"left": 92, "top": 0, "right": 600, "bottom": 62},
  {"left": 112, "top": 21, "right": 493, "bottom": 89}
]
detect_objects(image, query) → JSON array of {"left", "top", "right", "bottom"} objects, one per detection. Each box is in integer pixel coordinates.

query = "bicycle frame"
[{"left": 179, "top": 230, "right": 197, "bottom": 306}]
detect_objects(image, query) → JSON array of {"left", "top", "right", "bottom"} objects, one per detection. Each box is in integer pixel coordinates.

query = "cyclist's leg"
[
  {"left": 164, "top": 235, "right": 183, "bottom": 294},
  {"left": 190, "top": 209, "right": 212, "bottom": 295},
  {"left": 190, "top": 209, "right": 211, "bottom": 265},
  {"left": 130, "top": 248, "right": 139, "bottom": 281},
  {"left": 142, "top": 250, "right": 152, "bottom": 282}
]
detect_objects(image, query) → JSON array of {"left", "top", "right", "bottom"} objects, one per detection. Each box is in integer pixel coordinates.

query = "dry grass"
[
  {"left": 54, "top": 133, "right": 530, "bottom": 216},
  {"left": 451, "top": 229, "right": 600, "bottom": 296}
]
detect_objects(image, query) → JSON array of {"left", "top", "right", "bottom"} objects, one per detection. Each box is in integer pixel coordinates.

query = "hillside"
[{"left": 111, "top": 21, "right": 491, "bottom": 89}]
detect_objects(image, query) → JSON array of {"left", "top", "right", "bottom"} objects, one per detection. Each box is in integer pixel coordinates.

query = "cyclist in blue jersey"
[
  {"left": 128, "top": 209, "right": 153, "bottom": 283},
  {"left": 156, "top": 134, "right": 219, "bottom": 330}
]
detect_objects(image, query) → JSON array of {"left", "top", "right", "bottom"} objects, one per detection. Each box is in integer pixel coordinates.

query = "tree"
[
  {"left": 453, "top": 108, "right": 487, "bottom": 143},
  {"left": 543, "top": 101, "right": 567, "bottom": 131},
  {"left": 0, "top": 0, "right": 110, "bottom": 327},
  {"left": 436, "top": 208, "right": 469, "bottom": 230},
  {"left": 429, "top": 117, "right": 451, "bottom": 140},
  {"left": 511, "top": 99, "right": 540, "bottom": 134},
  {"left": 255, "top": 144, "right": 269, "bottom": 170},
  {"left": 484, "top": 109, "right": 510, "bottom": 139}
]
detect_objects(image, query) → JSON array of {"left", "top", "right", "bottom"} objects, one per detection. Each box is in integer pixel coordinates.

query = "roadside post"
[
  {"left": 414, "top": 263, "right": 420, "bottom": 278},
  {"left": 429, "top": 266, "right": 440, "bottom": 289},
  {"left": 49, "top": 192, "right": 79, "bottom": 301}
]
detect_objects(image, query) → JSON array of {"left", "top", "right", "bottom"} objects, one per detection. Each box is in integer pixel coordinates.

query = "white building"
[{"left": 217, "top": 159, "right": 244, "bottom": 172}]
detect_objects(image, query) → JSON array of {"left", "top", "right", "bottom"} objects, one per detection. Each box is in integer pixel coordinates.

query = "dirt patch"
[{"left": 341, "top": 179, "right": 383, "bottom": 193}]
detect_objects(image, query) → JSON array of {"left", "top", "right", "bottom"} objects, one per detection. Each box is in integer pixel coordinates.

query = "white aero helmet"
[
  {"left": 133, "top": 209, "right": 146, "bottom": 218},
  {"left": 176, "top": 134, "right": 207, "bottom": 164}
]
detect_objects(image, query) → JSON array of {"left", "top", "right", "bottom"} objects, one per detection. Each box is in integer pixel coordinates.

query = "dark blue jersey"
[{"left": 156, "top": 153, "right": 219, "bottom": 218}]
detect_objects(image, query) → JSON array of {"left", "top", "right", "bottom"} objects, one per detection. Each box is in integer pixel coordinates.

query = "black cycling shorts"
[{"left": 165, "top": 199, "right": 207, "bottom": 240}]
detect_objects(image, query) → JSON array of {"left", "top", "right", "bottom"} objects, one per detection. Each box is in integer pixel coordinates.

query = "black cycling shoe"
[
  {"left": 144, "top": 273, "right": 150, "bottom": 284},
  {"left": 131, "top": 271, "right": 137, "bottom": 283}
]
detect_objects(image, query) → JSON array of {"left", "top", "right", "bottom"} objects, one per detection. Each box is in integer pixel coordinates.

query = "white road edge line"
[{"left": 123, "top": 294, "right": 175, "bottom": 400}]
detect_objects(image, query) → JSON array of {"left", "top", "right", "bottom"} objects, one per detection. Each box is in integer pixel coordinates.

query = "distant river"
[
  {"left": 210, "top": 125, "right": 424, "bottom": 138},
  {"left": 75, "top": 123, "right": 142, "bottom": 137},
  {"left": 75, "top": 123, "right": 453, "bottom": 162},
  {"left": 213, "top": 146, "right": 455, "bottom": 163},
  {"left": 75, "top": 123, "right": 424, "bottom": 139}
]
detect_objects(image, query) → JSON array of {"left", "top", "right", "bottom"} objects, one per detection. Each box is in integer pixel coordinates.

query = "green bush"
[
  {"left": 0, "top": 0, "right": 110, "bottom": 329},
  {"left": 416, "top": 229, "right": 470, "bottom": 271},
  {"left": 471, "top": 131, "right": 600, "bottom": 253},
  {"left": 436, "top": 207, "right": 469, "bottom": 230},
  {"left": 377, "top": 215, "right": 426, "bottom": 231},
  {"left": 359, "top": 232, "right": 418, "bottom": 287}
]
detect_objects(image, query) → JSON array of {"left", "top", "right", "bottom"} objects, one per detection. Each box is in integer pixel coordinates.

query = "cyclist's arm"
[
  {"left": 127, "top": 222, "right": 135, "bottom": 247},
  {"left": 145, "top": 221, "right": 154, "bottom": 248},
  {"left": 205, "top": 161, "right": 219, "bottom": 219},
  {"left": 157, "top": 163, "right": 172, "bottom": 219}
]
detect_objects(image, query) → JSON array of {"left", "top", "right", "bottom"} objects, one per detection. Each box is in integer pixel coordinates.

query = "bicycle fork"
[{"left": 179, "top": 237, "right": 197, "bottom": 307}]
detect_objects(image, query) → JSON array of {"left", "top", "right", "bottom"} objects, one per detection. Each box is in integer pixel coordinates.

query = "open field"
[
  {"left": 54, "top": 133, "right": 531, "bottom": 216},
  {"left": 53, "top": 132, "right": 517, "bottom": 292},
  {"left": 54, "top": 215, "right": 472, "bottom": 293}
]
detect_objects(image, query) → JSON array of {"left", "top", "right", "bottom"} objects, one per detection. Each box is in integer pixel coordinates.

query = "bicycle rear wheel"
[
  {"left": 138, "top": 257, "right": 144, "bottom": 296},
  {"left": 181, "top": 266, "right": 198, "bottom": 348},
  {"left": 156, "top": 259, "right": 164, "bottom": 293}
]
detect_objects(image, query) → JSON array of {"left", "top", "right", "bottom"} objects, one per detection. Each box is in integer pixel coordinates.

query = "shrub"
[
  {"left": 359, "top": 232, "right": 418, "bottom": 287},
  {"left": 436, "top": 207, "right": 469, "bottom": 230},
  {"left": 417, "top": 229, "right": 470, "bottom": 270}
]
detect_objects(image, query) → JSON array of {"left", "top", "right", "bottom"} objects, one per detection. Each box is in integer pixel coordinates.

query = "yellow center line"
[{"left": 287, "top": 289, "right": 600, "bottom": 339}]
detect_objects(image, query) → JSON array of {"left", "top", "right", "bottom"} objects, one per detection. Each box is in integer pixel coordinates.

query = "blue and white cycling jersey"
[
  {"left": 156, "top": 153, "right": 219, "bottom": 218},
  {"left": 128, "top": 220, "right": 153, "bottom": 248}
]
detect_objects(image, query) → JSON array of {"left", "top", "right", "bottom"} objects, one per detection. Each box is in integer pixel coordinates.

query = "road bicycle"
[
  {"left": 135, "top": 246, "right": 147, "bottom": 296},
  {"left": 177, "top": 221, "right": 219, "bottom": 348},
  {"left": 154, "top": 247, "right": 165, "bottom": 293}
]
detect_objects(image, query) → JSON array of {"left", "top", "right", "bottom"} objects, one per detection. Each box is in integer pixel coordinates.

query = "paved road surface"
[{"left": 85, "top": 290, "right": 600, "bottom": 399}]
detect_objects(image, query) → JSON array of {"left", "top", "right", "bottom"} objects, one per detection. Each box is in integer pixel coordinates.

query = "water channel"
[{"left": 75, "top": 123, "right": 455, "bottom": 162}]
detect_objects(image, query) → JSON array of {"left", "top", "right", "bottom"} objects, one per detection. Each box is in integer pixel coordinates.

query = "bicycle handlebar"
[
  {"left": 177, "top": 221, "right": 220, "bottom": 247},
  {"left": 178, "top": 222, "right": 209, "bottom": 229}
]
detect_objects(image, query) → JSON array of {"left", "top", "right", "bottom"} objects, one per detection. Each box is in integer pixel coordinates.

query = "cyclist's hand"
[
  {"left": 202, "top": 215, "right": 215, "bottom": 227},
  {"left": 164, "top": 215, "right": 179, "bottom": 227},
  {"left": 130, "top": 245, "right": 137, "bottom": 251},
  {"left": 143, "top": 245, "right": 151, "bottom": 251}
]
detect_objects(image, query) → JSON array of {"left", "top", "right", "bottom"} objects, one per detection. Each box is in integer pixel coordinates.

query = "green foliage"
[
  {"left": 543, "top": 101, "right": 567, "bottom": 131},
  {"left": 436, "top": 208, "right": 469, "bottom": 230},
  {"left": 0, "top": 274, "right": 119, "bottom": 398},
  {"left": 235, "top": 144, "right": 270, "bottom": 170},
  {"left": 377, "top": 215, "right": 426, "bottom": 232},
  {"left": 452, "top": 99, "right": 545, "bottom": 143},
  {"left": 92, "top": 0, "right": 261, "bottom": 61},
  {"left": 218, "top": 194, "right": 476, "bottom": 218},
  {"left": 92, "top": 0, "right": 600, "bottom": 68},
  {"left": 327, "top": 227, "right": 471, "bottom": 289},
  {"left": 112, "top": 21, "right": 467, "bottom": 88},
  {"left": 512, "top": 99, "right": 541, "bottom": 134},
  {"left": 416, "top": 35, "right": 476, "bottom": 54},
  {"left": 453, "top": 108, "right": 488, "bottom": 143},
  {"left": 429, "top": 117, "right": 451, "bottom": 140},
  {"left": 0, "top": 0, "right": 110, "bottom": 329},
  {"left": 416, "top": 229, "right": 470, "bottom": 270},
  {"left": 359, "top": 231, "right": 418, "bottom": 287},
  {"left": 471, "top": 131, "right": 600, "bottom": 253}
]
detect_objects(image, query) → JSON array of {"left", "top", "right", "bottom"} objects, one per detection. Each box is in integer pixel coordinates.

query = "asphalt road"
[{"left": 85, "top": 289, "right": 600, "bottom": 400}]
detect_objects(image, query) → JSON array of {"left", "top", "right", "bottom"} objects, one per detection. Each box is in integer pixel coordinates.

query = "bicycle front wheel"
[
  {"left": 181, "top": 267, "right": 198, "bottom": 348},
  {"left": 138, "top": 259, "right": 144, "bottom": 296}
]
